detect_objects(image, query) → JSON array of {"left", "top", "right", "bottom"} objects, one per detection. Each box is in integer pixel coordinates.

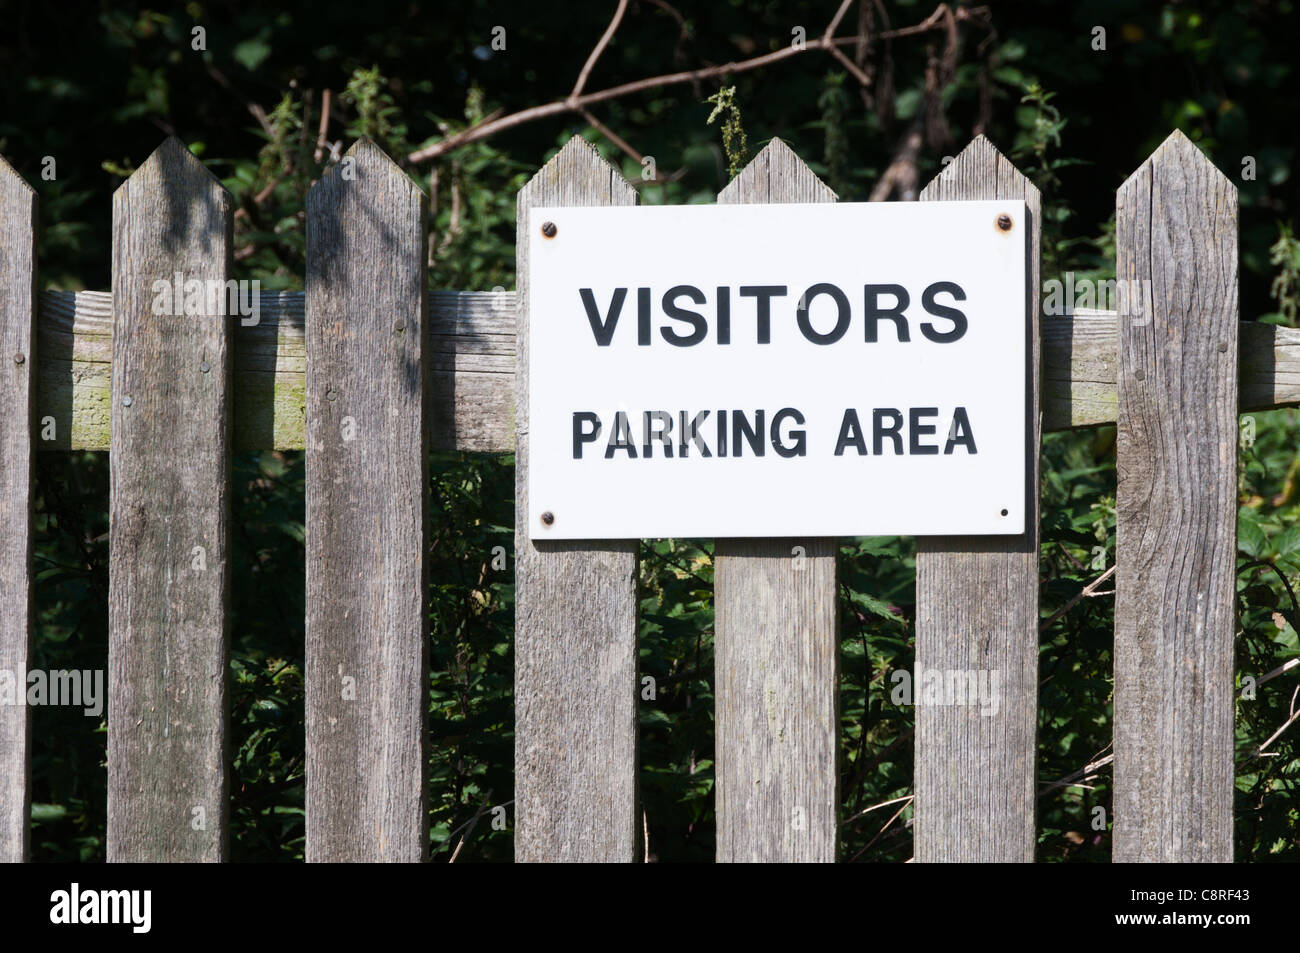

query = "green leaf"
[
  {"left": 234, "top": 38, "right": 272, "bottom": 72},
  {"left": 1275, "top": 522, "right": 1300, "bottom": 557},
  {"left": 1239, "top": 511, "right": 1270, "bottom": 558}
]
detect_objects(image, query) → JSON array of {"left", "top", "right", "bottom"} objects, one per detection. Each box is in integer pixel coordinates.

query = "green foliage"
[
  {"left": 705, "top": 86, "right": 749, "bottom": 181},
  {"left": 1012, "top": 82, "right": 1066, "bottom": 195},
  {"left": 816, "top": 71, "right": 851, "bottom": 198},
  {"left": 340, "top": 65, "right": 409, "bottom": 155},
  {"left": 1268, "top": 223, "right": 1300, "bottom": 326}
]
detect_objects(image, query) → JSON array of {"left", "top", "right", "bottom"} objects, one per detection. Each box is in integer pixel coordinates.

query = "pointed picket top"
[
  {"left": 115, "top": 136, "right": 229, "bottom": 198},
  {"left": 112, "top": 137, "right": 231, "bottom": 266},
  {"left": 0, "top": 154, "right": 36, "bottom": 199},
  {"left": 1118, "top": 128, "right": 1237, "bottom": 201},
  {"left": 519, "top": 134, "right": 636, "bottom": 208},
  {"left": 0, "top": 152, "right": 37, "bottom": 254},
  {"left": 921, "top": 134, "right": 1039, "bottom": 204},
  {"left": 308, "top": 136, "right": 427, "bottom": 202},
  {"left": 719, "top": 137, "right": 836, "bottom": 205}
]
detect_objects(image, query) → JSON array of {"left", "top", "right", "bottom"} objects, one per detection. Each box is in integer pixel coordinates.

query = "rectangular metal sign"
[{"left": 527, "top": 200, "right": 1027, "bottom": 540}]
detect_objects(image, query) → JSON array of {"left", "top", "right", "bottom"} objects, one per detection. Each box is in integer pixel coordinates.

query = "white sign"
[{"left": 527, "top": 201, "right": 1026, "bottom": 540}]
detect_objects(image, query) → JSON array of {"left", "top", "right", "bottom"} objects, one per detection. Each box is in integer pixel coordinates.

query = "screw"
[
  {"left": 394, "top": 318, "right": 406, "bottom": 332},
  {"left": 13, "top": 353, "right": 24, "bottom": 365},
  {"left": 199, "top": 361, "right": 210, "bottom": 373},
  {"left": 541, "top": 221, "right": 557, "bottom": 239},
  {"left": 540, "top": 511, "right": 555, "bottom": 526},
  {"left": 1000, "top": 508, "right": 1009, "bottom": 517},
  {"left": 996, "top": 214, "right": 1013, "bottom": 231},
  {"left": 326, "top": 390, "right": 337, "bottom": 401},
  {"left": 122, "top": 395, "right": 133, "bottom": 407}
]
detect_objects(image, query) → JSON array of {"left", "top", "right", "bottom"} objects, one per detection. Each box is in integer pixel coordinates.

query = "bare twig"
[
  {"left": 827, "top": 44, "right": 874, "bottom": 87},
  {"left": 845, "top": 793, "right": 913, "bottom": 824},
  {"left": 823, "top": 0, "right": 857, "bottom": 41},
  {"left": 1259, "top": 657, "right": 1300, "bottom": 686},
  {"left": 850, "top": 797, "right": 912, "bottom": 860},
  {"left": 406, "top": 2, "right": 981, "bottom": 166},
  {"left": 579, "top": 108, "right": 643, "bottom": 162},
  {"left": 1038, "top": 746, "right": 1114, "bottom": 796},
  {"left": 1039, "top": 564, "right": 1117, "bottom": 633},
  {"left": 571, "top": 0, "right": 630, "bottom": 101},
  {"left": 448, "top": 790, "right": 496, "bottom": 863},
  {"left": 1245, "top": 703, "right": 1300, "bottom": 761},
  {"left": 314, "top": 88, "right": 332, "bottom": 163}
]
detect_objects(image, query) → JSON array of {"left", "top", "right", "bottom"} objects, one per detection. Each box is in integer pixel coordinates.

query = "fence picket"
[
  {"left": 914, "top": 136, "right": 1042, "bottom": 862},
  {"left": 107, "top": 138, "right": 232, "bottom": 861},
  {"left": 713, "top": 139, "right": 840, "bottom": 863},
  {"left": 514, "top": 136, "right": 640, "bottom": 862},
  {"left": 304, "top": 139, "right": 430, "bottom": 862},
  {"left": 1113, "top": 130, "right": 1238, "bottom": 862},
  {"left": 0, "top": 156, "right": 36, "bottom": 862}
]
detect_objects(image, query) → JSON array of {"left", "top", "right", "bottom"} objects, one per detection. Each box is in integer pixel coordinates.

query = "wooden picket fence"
[{"left": 0, "top": 128, "right": 1273, "bottom": 862}]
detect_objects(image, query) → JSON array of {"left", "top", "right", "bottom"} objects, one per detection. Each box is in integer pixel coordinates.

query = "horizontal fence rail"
[{"left": 31, "top": 293, "right": 1297, "bottom": 452}]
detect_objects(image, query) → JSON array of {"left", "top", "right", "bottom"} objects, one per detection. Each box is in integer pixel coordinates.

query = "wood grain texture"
[
  {"left": 35, "top": 288, "right": 512, "bottom": 452},
  {"left": 34, "top": 295, "right": 1300, "bottom": 448},
  {"left": 914, "top": 136, "right": 1041, "bottom": 862},
  {"left": 514, "top": 136, "right": 640, "bottom": 862},
  {"left": 1113, "top": 131, "right": 1238, "bottom": 862},
  {"left": 0, "top": 156, "right": 36, "bottom": 862},
  {"left": 107, "top": 137, "right": 231, "bottom": 862},
  {"left": 713, "top": 139, "right": 839, "bottom": 863},
  {"left": 304, "top": 139, "right": 429, "bottom": 862}
]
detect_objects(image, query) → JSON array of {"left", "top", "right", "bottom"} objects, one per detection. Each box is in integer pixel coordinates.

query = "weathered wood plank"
[
  {"left": 514, "top": 136, "right": 640, "bottom": 862},
  {"left": 1113, "top": 130, "right": 1238, "bottom": 862},
  {"left": 713, "top": 139, "right": 839, "bottom": 863},
  {"left": 914, "top": 136, "right": 1041, "bottom": 862},
  {"left": 107, "top": 137, "right": 232, "bottom": 862},
  {"left": 0, "top": 156, "right": 37, "bottom": 862},
  {"left": 304, "top": 139, "right": 429, "bottom": 862},
  {"left": 1043, "top": 310, "right": 1120, "bottom": 429},
  {"left": 35, "top": 295, "right": 1300, "bottom": 449},
  {"left": 35, "top": 288, "right": 512, "bottom": 452}
]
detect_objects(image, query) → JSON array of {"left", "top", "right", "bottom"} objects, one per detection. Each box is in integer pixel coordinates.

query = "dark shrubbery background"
[{"left": 5, "top": 0, "right": 1298, "bottom": 861}]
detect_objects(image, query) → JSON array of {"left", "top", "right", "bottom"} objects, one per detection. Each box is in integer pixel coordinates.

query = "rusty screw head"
[
  {"left": 996, "top": 213, "right": 1013, "bottom": 232},
  {"left": 13, "top": 352, "right": 24, "bottom": 365},
  {"left": 540, "top": 511, "right": 555, "bottom": 526},
  {"left": 541, "top": 221, "right": 557, "bottom": 239}
]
